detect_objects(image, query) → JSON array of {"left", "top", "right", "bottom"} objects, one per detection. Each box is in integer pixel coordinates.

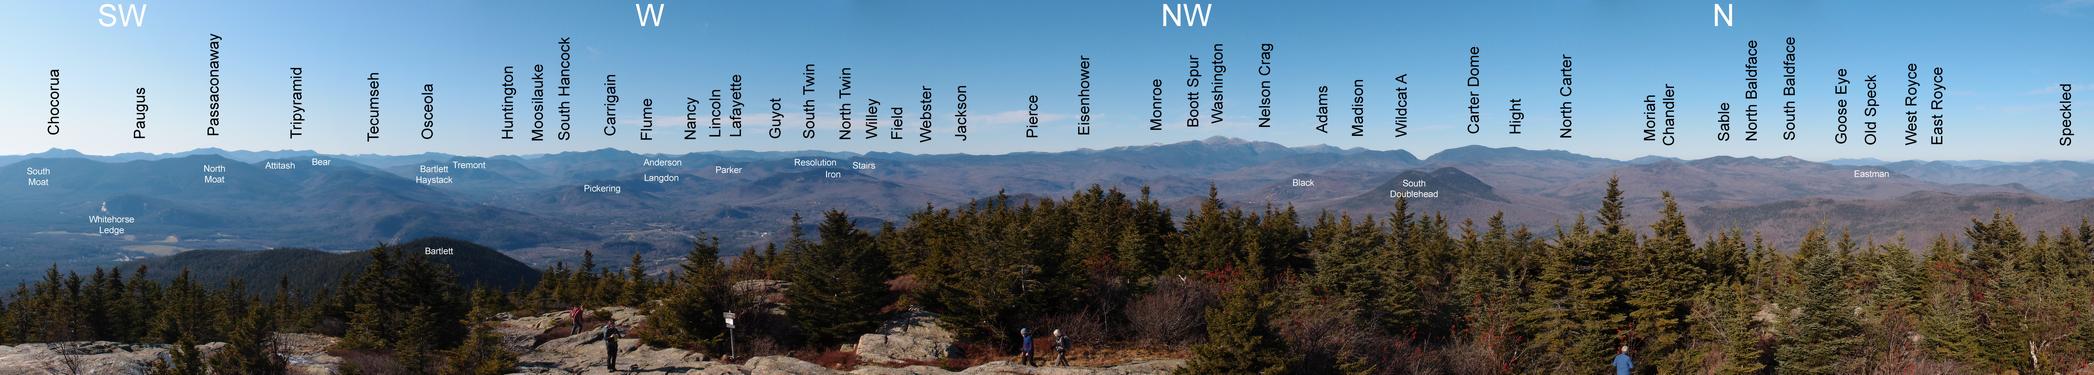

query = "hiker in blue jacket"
[
  {"left": 1612, "top": 345, "right": 1633, "bottom": 375},
  {"left": 1019, "top": 328, "right": 1036, "bottom": 366}
]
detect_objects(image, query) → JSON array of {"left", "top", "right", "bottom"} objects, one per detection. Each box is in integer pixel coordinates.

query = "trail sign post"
[{"left": 724, "top": 312, "right": 737, "bottom": 360}]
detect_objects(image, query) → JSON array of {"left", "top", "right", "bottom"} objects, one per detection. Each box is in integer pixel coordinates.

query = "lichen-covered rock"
[
  {"left": 854, "top": 308, "right": 960, "bottom": 363},
  {"left": 0, "top": 341, "right": 178, "bottom": 374},
  {"left": 276, "top": 333, "right": 344, "bottom": 375},
  {"left": 0, "top": 305, "right": 1179, "bottom": 375}
]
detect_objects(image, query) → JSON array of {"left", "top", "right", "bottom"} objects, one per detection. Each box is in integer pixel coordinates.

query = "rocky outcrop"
[
  {"left": 1, "top": 304, "right": 1180, "bottom": 375},
  {"left": 514, "top": 324, "right": 709, "bottom": 373},
  {"left": 0, "top": 341, "right": 209, "bottom": 374},
  {"left": 0, "top": 336, "right": 339, "bottom": 375},
  {"left": 276, "top": 333, "right": 344, "bottom": 375},
  {"left": 854, "top": 308, "right": 961, "bottom": 363}
]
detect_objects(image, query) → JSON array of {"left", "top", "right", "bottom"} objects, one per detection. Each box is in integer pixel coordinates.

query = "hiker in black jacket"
[{"left": 601, "top": 323, "right": 623, "bottom": 371}]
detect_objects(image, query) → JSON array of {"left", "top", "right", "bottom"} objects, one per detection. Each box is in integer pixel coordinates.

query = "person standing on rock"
[
  {"left": 1052, "top": 329, "right": 1069, "bottom": 366},
  {"left": 602, "top": 322, "right": 624, "bottom": 372},
  {"left": 570, "top": 305, "right": 586, "bottom": 335},
  {"left": 1019, "top": 327, "right": 1036, "bottom": 366}
]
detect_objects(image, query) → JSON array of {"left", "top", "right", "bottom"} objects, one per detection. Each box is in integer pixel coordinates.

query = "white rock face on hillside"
[{"left": 854, "top": 308, "right": 961, "bottom": 363}]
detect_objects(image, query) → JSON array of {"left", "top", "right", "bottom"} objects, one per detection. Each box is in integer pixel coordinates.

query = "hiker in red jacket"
[{"left": 570, "top": 305, "right": 585, "bottom": 335}]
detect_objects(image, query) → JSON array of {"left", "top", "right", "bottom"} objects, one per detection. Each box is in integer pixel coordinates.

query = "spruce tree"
[
  {"left": 1919, "top": 283, "right": 1982, "bottom": 365},
  {"left": 1522, "top": 214, "right": 1620, "bottom": 372},
  {"left": 572, "top": 250, "right": 598, "bottom": 306},
  {"left": 337, "top": 302, "right": 389, "bottom": 350},
  {"left": 647, "top": 235, "right": 732, "bottom": 352},
  {"left": 1179, "top": 282, "right": 1293, "bottom": 374},
  {"left": 1712, "top": 282, "right": 1768, "bottom": 375},
  {"left": 1169, "top": 184, "right": 1246, "bottom": 272},
  {"left": 209, "top": 306, "right": 286, "bottom": 375},
  {"left": 1309, "top": 215, "right": 1383, "bottom": 322},
  {"left": 920, "top": 202, "right": 1042, "bottom": 344},
  {"left": 1625, "top": 192, "right": 1702, "bottom": 372},
  {"left": 441, "top": 323, "right": 518, "bottom": 375},
  {"left": 395, "top": 305, "right": 438, "bottom": 373},
  {"left": 1775, "top": 229, "right": 1860, "bottom": 375},
  {"left": 1116, "top": 186, "right": 1172, "bottom": 278},
  {"left": 1375, "top": 215, "right": 1425, "bottom": 334},
  {"left": 124, "top": 265, "right": 158, "bottom": 343},
  {"left": 1966, "top": 212, "right": 2033, "bottom": 369},
  {"left": 623, "top": 253, "right": 652, "bottom": 307},
  {"left": 149, "top": 336, "right": 208, "bottom": 375},
  {"left": 785, "top": 210, "right": 892, "bottom": 347},
  {"left": 151, "top": 269, "right": 212, "bottom": 344}
]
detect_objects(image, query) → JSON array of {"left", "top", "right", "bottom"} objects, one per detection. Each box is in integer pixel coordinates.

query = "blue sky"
[{"left": 3, "top": 0, "right": 2089, "bottom": 161}]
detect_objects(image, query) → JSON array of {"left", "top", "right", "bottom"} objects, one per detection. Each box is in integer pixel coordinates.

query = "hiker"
[
  {"left": 1019, "top": 327, "right": 1036, "bottom": 366},
  {"left": 1052, "top": 329, "right": 1069, "bottom": 366},
  {"left": 1612, "top": 345, "right": 1633, "bottom": 375},
  {"left": 569, "top": 305, "right": 585, "bottom": 335},
  {"left": 602, "top": 322, "right": 624, "bottom": 371}
]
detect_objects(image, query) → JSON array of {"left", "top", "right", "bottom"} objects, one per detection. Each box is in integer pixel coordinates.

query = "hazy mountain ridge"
[
  {"left": 5, "top": 138, "right": 2092, "bottom": 284},
  {"left": 133, "top": 237, "right": 540, "bottom": 294}
]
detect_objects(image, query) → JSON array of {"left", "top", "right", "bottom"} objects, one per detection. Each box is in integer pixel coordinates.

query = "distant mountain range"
[{"left": 5, "top": 137, "right": 2092, "bottom": 285}]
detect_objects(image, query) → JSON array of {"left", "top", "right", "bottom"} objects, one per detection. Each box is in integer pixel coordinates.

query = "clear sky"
[{"left": 2, "top": 0, "right": 2089, "bottom": 161}]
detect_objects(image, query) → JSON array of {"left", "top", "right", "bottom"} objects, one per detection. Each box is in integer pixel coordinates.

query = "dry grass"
[{"left": 800, "top": 349, "right": 864, "bottom": 369}]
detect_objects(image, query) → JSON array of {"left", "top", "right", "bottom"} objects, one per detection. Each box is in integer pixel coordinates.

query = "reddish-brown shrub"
[
  {"left": 1125, "top": 277, "right": 1217, "bottom": 346},
  {"left": 803, "top": 349, "right": 863, "bottom": 369}
]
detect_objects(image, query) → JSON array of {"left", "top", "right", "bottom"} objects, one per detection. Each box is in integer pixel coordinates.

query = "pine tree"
[
  {"left": 1375, "top": 214, "right": 1425, "bottom": 335},
  {"left": 572, "top": 250, "right": 598, "bottom": 306},
  {"left": 1711, "top": 282, "right": 1768, "bottom": 375},
  {"left": 209, "top": 306, "right": 287, "bottom": 375},
  {"left": 1966, "top": 212, "right": 2034, "bottom": 370},
  {"left": 1169, "top": 184, "right": 1249, "bottom": 273},
  {"left": 270, "top": 276, "right": 295, "bottom": 332},
  {"left": 441, "top": 323, "right": 518, "bottom": 375},
  {"left": 1625, "top": 192, "right": 1702, "bottom": 372},
  {"left": 395, "top": 306, "right": 438, "bottom": 373},
  {"left": 623, "top": 253, "right": 652, "bottom": 307},
  {"left": 1919, "top": 283, "right": 1982, "bottom": 365},
  {"left": 1117, "top": 186, "right": 1172, "bottom": 278},
  {"left": 1067, "top": 185, "right": 1125, "bottom": 283},
  {"left": 151, "top": 269, "right": 213, "bottom": 344},
  {"left": 785, "top": 210, "right": 892, "bottom": 347},
  {"left": 1524, "top": 214, "right": 1625, "bottom": 370},
  {"left": 82, "top": 268, "right": 112, "bottom": 341},
  {"left": 148, "top": 336, "right": 208, "bottom": 375},
  {"left": 1775, "top": 228, "right": 1860, "bottom": 375},
  {"left": 465, "top": 286, "right": 510, "bottom": 324},
  {"left": 1309, "top": 215, "right": 1384, "bottom": 322},
  {"left": 0, "top": 297, "right": 10, "bottom": 344},
  {"left": 646, "top": 235, "right": 732, "bottom": 352},
  {"left": 124, "top": 265, "right": 158, "bottom": 343},
  {"left": 1179, "top": 282, "right": 1293, "bottom": 374},
  {"left": 338, "top": 302, "right": 389, "bottom": 350},
  {"left": 1597, "top": 176, "right": 1629, "bottom": 238},
  {"left": 1868, "top": 242, "right": 1925, "bottom": 327},
  {"left": 919, "top": 200, "right": 1047, "bottom": 344}
]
